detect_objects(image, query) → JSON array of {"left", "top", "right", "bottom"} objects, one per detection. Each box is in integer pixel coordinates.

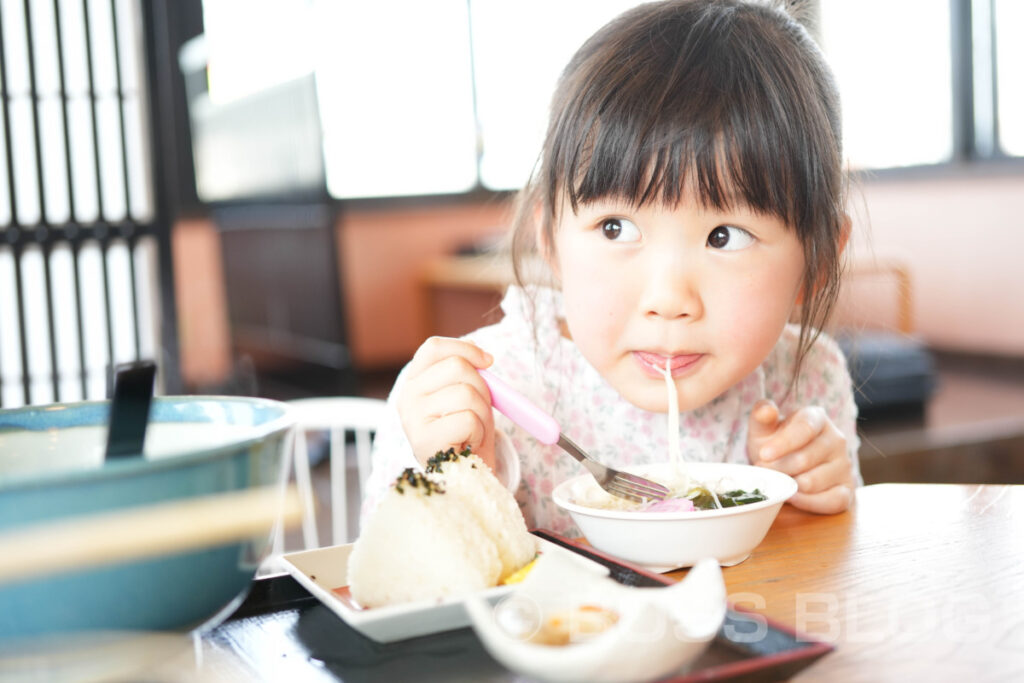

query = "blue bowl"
[{"left": 0, "top": 396, "right": 294, "bottom": 640}]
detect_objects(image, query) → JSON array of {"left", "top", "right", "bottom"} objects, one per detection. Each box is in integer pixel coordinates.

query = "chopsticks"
[{"left": 0, "top": 485, "right": 303, "bottom": 586}]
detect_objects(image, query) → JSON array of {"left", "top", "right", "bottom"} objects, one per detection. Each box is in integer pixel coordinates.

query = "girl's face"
[{"left": 551, "top": 191, "right": 805, "bottom": 413}]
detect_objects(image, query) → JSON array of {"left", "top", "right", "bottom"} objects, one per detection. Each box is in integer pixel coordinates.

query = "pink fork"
[{"left": 478, "top": 370, "right": 669, "bottom": 503}]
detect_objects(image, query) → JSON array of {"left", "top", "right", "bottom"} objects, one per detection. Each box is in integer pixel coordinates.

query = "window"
[
  {"left": 197, "top": 0, "right": 1023, "bottom": 201},
  {"left": 0, "top": 0, "right": 153, "bottom": 224},
  {"left": 0, "top": 0, "right": 166, "bottom": 408},
  {"left": 469, "top": 0, "right": 642, "bottom": 191},
  {"left": 995, "top": 0, "right": 1024, "bottom": 155},
  {"left": 820, "top": 0, "right": 1023, "bottom": 169},
  {"left": 199, "top": 0, "right": 640, "bottom": 199},
  {"left": 818, "top": 0, "right": 953, "bottom": 169},
  {"left": 315, "top": 0, "right": 479, "bottom": 198}
]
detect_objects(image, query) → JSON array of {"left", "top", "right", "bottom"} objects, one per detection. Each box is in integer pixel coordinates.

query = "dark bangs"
[
  {"left": 543, "top": 0, "right": 843, "bottom": 241},
  {"left": 511, "top": 0, "right": 849, "bottom": 396}
]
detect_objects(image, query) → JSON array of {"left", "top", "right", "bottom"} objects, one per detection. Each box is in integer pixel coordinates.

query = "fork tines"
[
  {"left": 609, "top": 473, "right": 670, "bottom": 502},
  {"left": 556, "top": 433, "right": 670, "bottom": 503}
]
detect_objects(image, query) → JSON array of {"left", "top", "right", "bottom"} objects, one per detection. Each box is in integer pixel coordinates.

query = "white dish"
[
  {"left": 553, "top": 461, "right": 797, "bottom": 572},
  {"left": 281, "top": 538, "right": 587, "bottom": 643},
  {"left": 466, "top": 552, "right": 726, "bottom": 683}
]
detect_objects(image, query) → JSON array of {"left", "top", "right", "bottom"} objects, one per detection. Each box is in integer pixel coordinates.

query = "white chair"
[{"left": 271, "top": 396, "right": 387, "bottom": 555}]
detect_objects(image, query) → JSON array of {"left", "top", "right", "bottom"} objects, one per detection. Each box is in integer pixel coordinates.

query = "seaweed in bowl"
[{"left": 680, "top": 486, "right": 768, "bottom": 510}]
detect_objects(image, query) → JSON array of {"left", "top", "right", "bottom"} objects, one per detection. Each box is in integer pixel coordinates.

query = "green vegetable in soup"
[
  {"left": 686, "top": 487, "right": 767, "bottom": 510},
  {"left": 719, "top": 488, "right": 767, "bottom": 507}
]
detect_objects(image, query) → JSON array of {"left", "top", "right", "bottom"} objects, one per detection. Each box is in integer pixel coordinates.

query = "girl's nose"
[{"left": 640, "top": 252, "right": 703, "bottom": 320}]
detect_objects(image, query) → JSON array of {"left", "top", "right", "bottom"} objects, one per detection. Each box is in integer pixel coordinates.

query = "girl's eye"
[
  {"left": 600, "top": 218, "right": 641, "bottom": 242},
  {"left": 707, "top": 226, "right": 755, "bottom": 251}
]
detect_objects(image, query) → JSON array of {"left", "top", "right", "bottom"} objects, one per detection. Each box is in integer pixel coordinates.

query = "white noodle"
[
  {"left": 662, "top": 358, "right": 682, "bottom": 471},
  {"left": 707, "top": 480, "right": 723, "bottom": 510},
  {"left": 660, "top": 358, "right": 721, "bottom": 509}
]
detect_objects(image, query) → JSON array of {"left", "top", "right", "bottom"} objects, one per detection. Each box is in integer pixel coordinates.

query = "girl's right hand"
[{"left": 397, "top": 337, "right": 496, "bottom": 470}]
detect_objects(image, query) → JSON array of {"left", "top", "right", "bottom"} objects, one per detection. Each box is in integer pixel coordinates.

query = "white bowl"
[
  {"left": 466, "top": 548, "right": 726, "bottom": 683},
  {"left": 553, "top": 462, "right": 797, "bottom": 572}
]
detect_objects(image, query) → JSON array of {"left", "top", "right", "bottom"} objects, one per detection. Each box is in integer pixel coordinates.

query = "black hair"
[{"left": 510, "top": 0, "right": 846, "bottom": 390}]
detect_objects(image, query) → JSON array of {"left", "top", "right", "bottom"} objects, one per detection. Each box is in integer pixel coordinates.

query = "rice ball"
[
  {"left": 347, "top": 448, "right": 536, "bottom": 608},
  {"left": 347, "top": 468, "right": 501, "bottom": 607},
  {"left": 425, "top": 449, "right": 536, "bottom": 582}
]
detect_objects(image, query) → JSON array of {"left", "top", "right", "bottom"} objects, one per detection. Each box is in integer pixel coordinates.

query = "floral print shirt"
[{"left": 362, "top": 285, "right": 862, "bottom": 537}]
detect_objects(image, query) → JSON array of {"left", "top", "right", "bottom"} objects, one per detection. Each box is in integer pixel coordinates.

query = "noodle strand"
[
  {"left": 661, "top": 358, "right": 721, "bottom": 509},
  {"left": 662, "top": 359, "right": 682, "bottom": 471}
]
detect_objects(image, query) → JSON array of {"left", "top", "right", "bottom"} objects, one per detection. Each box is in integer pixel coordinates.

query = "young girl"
[{"left": 363, "top": 0, "right": 861, "bottom": 535}]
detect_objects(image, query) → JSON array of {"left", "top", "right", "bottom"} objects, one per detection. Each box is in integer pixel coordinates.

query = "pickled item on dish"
[{"left": 526, "top": 604, "right": 620, "bottom": 646}]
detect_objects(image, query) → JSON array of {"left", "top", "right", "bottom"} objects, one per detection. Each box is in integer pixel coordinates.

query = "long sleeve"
[
  {"left": 358, "top": 368, "right": 419, "bottom": 530},
  {"left": 766, "top": 326, "right": 863, "bottom": 486}
]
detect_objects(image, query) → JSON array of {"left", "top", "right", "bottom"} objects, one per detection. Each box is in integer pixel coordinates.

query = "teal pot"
[{"left": 0, "top": 396, "right": 294, "bottom": 640}]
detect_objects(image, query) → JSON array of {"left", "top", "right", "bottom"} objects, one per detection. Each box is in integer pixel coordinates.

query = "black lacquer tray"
[{"left": 207, "top": 529, "right": 832, "bottom": 682}]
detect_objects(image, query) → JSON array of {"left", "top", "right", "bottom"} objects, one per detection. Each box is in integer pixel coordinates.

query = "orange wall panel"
[
  {"left": 172, "top": 217, "right": 232, "bottom": 388},
  {"left": 337, "top": 200, "right": 513, "bottom": 369}
]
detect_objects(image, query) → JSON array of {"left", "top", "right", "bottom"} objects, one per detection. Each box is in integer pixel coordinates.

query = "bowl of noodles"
[{"left": 552, "top": 461, "right": 797, "bottom": 572}]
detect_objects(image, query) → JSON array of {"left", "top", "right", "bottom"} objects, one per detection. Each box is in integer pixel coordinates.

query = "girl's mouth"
[{"left": 633, "top": 351, "right": 704, "bottom": 378}]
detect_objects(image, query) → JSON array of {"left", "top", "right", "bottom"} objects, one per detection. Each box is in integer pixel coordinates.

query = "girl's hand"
[
  {"left": 397, "top": 337, "right": 496, "bottom": 470},
  {"left": 747, "top": 400, "right": 854, "bottom": 514}
]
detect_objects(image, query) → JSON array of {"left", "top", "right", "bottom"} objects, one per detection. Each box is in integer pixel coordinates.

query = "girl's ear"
[
  {"left": 795, "top": 213, "right": 853, "bottom": 305},
  {"left": 535, "top": 205, "right": 560, "bottom": 279},
  {"left": 838, "top": 212, "right": 852, "bottom": 257}
]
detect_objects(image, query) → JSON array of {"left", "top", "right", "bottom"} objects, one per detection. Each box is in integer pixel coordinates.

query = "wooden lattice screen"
[{"left": 0, "top": 0, "right": 180, "bottom": 407}]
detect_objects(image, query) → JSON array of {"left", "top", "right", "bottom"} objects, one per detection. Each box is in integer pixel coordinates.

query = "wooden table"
[
  {"left": 18, "top": 484, "right": 1014, "bottom": 680},
  {"left": 671, "top": 483, "right": 1024, "bottom": 681}
]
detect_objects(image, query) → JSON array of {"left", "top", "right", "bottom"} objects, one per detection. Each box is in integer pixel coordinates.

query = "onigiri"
[
  {"left": 347, "top": 450, "right": 536, "bottom": 608},
  {"left": 425, "top": 448, "right": 536, "bottom": 581}
]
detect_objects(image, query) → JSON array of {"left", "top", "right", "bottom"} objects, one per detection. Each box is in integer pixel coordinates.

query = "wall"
[
  {"left": 171, "top": 200, "right": 513, "bottom": 388},
  {"left": 172, "top": 216, "right": 231, "bottom": 387},
  {"left": 337, "top": 200, "right": 513, "bottom": 368},
  {"left": 171, "top": 172, "right": 1024, "bottom": 388},
  {"left": 848, "top": 172, "right": 1024, "bottom": 354}
]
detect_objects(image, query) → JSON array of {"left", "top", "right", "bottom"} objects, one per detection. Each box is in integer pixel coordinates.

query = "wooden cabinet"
[{"left": 419, "top": 254, "right": 513, "bottom": 339}]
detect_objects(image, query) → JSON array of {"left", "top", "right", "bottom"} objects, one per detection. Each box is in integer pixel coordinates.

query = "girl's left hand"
[{"left": 747, "top": 400, "right": 855, "bottom": 514}]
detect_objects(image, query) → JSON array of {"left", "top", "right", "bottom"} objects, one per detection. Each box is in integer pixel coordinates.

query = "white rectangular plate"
[{"left": 280, "top": 538, "right": 595, "bottom": 643}]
